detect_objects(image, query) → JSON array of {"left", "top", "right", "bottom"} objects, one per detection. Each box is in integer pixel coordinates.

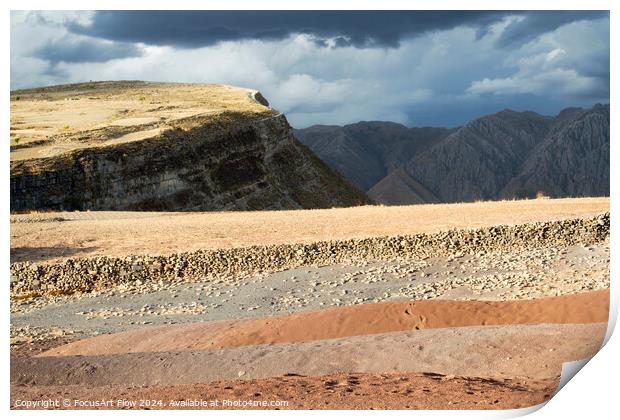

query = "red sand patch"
[{"left": 40, "top": 290, "right": 609, "bottom": 357}]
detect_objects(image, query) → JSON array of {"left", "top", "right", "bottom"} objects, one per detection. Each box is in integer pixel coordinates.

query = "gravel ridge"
[{"left": 10, "top": 212, "right": 609, "bottom": 298}]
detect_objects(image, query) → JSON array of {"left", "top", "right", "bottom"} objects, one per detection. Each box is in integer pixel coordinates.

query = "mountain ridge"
[
  {"left": 296, "top": 104, "right": 609, "bottom": 204},
  {"left": 294, "top": 122, "right": 455, "bottom": 191}
]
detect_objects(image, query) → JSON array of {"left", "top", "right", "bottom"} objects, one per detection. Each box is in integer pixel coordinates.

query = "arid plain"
[{"left": 10, "top": 197, "right": 610, "bottom": 409}]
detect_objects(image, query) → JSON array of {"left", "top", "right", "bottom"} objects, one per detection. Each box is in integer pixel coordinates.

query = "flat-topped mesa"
[{"left": 10, "top": 81, "right": 369, "bottom": 212}]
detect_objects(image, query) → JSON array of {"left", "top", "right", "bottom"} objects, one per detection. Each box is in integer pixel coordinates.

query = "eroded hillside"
[
  {"left": 10, "top": 81, "right": 369, "bottom": 212},
  {"left": 297, "top": 105, "right": 610, "bottom": 204}
]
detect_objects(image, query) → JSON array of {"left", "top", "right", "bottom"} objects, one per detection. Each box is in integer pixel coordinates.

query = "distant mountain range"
[{"left": 295, "top": 104, "right": 609, "bottom": 204}]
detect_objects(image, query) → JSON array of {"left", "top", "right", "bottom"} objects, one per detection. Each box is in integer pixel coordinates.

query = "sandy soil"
[
  {"left": 10, "top": 82, "right": 269, "bottom": 161},
  {"left": 39, "top": 290, "right": 608, "bottom": 357},
  {"left": 10, "top": 197, "right": 609, "bottom": 263},
  {"left": 9, "top": 197, "right": 611, "bottom": 410},
  {"left": 10, "top": 336, "right": 81, "bottom": 359},
  {"left": 12, "top": 323, "right": 606, "bottom": 386},
  {"left": 10, "top": 372, "right": 558, "bottom": 410},
  {"left": 11, "top": 243, "right": 609, "bottom": 344}
]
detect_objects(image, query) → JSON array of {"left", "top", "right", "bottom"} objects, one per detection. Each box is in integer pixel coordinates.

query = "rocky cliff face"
[
  {"left": 299, "top": 105, "right": 609, "bottom": 204},
  {"left": 401, "top": 105, "right": 609, "bottom": 203},
  {"left": 401, "top": 110, "right": 553, "bottom": 203},
  {"left": 10, "top": 82, "right": 369, "bottom": 212},
  {"left": 294, "top": 122, "right": 453, "bottom": 191},
  {"left": 499, "top": 104, "right": 610, "bottom": 199}
]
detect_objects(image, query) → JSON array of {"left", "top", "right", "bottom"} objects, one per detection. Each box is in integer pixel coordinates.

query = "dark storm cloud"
[
  {"left": 34, "top": 36, "right": 142, "bottom": 64},
  {"left": 495, "top": 10, "right": 609, "bottom": 47},
  {"left": 65, "top": 10, "right": 500, "bottom": 48},
  {"left": 10, "top": 10, "right": 609, "bottom": 127},
  {"left": 66, "top": 10, "right": 607, "bottom": 49}
]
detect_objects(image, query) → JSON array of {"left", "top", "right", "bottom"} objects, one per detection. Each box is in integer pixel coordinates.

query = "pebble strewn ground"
[
  {"left": 10, "top": 213, "right": 609, "bottom": 298},
  {"left": 11, "top": 239, "right": 609, "bottom": 344}
]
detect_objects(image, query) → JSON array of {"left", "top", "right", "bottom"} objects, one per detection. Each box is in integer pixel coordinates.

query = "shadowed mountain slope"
[
  {"left": 295, "top": 122, "right": 453, "bottom": 192},
  {"left": 298, "top": 105, "right": 609, "bottom": 204}
]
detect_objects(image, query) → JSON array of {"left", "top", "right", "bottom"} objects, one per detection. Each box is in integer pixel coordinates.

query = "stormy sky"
[{"left": 10, "top": 10, "right": 610, "bottom": 128}]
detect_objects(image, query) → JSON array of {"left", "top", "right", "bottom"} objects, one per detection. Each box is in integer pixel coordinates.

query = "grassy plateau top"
[{"left": 10, "top": 81, "right": 273, "bottom": 162}]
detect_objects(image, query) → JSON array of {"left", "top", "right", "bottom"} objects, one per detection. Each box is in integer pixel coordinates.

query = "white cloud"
[
  {"left": 546, "top": 48, "right": 565, "bottom": 62},
  {"left": 10, "top": 12, "right": 609, "bottom": 128},
  {"left": 467, "top": 69, "right": 597, "bottom": 96},
  {"left": 466, "top": 19, "right": 609, "bottom": 100}
]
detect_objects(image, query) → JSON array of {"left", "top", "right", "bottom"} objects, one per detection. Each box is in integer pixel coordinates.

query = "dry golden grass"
[
  {"left": 10, "top": 81, "right": 271, "bottom": 162},
  {"left": 10, "top": 197, "right": 609, "bottom": 264}
]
